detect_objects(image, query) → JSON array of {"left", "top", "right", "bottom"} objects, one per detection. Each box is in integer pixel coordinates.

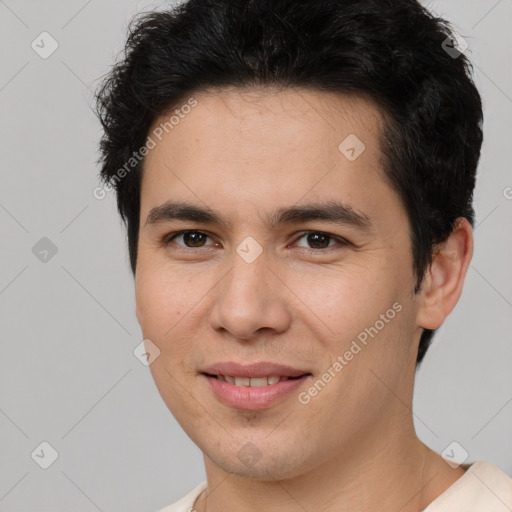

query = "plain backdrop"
[{"left": 0, "top": 0, "right": 511, "bottom": 511}]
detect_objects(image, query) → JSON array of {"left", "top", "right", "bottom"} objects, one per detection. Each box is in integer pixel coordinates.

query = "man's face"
[{"left": 135, "top": 87, "right": 423, "bottom": 479}]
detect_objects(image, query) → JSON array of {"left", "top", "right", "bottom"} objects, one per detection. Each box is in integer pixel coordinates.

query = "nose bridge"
[
  {"left": 210, "top": 242, "right": 289, "bottom": 339},
  {"left": 222, "top": 245, "right": 268, "bottom": 310}
]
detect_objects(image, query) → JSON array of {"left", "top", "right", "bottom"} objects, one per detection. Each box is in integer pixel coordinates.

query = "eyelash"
[{"left": 163, "top": 230, "right": 350, "bottom": 253}]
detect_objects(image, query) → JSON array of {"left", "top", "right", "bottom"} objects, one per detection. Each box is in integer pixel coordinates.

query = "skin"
[{"left": 135, "top": 86, "right": 473, "bottom": 512}]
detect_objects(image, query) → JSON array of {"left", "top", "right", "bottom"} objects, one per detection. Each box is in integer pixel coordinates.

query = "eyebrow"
[{"left": 145, "top": 200, "right": 372, "bottom": 232}]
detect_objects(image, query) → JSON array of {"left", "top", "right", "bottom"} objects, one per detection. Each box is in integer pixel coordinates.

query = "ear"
[{"left": 415, "top": 217, "right": 474, "bottom": 330}]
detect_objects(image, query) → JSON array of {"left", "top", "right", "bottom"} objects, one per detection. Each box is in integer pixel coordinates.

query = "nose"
[{"left": 209, "top": 248, "right": 291, "bottom": 341}]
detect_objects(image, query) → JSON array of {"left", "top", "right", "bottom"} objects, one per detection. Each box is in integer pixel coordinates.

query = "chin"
[{"left": 204, "top": 439, "right": 314, "bottom": 481}]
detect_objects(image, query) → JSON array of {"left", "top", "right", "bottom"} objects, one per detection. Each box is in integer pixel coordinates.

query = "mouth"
[
  {"left": 199, "top": 362, "right": 312, "bottom": 410},
  {"left": 200, "top": 372, "right": 312, "bottom": 411},
  {"left": 202, "top": 373, "right": 307, "bottom": 387}
]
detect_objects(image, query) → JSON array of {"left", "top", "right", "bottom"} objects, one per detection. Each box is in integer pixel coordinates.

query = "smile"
[
  {"left": 202, "top": 373, "right": 311, "bottom": 410},
  {"left": 207, "top": 374, "right": 301, "bottom": 386}
]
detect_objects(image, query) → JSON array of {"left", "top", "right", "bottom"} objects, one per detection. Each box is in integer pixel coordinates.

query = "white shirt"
[{"left": 156, "top": 461, "right": 512, "bottom": 512}]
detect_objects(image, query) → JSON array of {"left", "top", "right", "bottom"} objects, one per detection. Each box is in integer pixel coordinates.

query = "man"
[{"left": 94, "top": 0, "right": 512, "bottom": 510}]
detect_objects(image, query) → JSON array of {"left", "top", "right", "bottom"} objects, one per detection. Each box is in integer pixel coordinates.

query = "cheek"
[
  {"left": 290, "top": 263, "right": 397, "bottom": 342},
  {"left": 135, "top": 267, "right": 204, "bottom": 408},
  {"left": 135, "top": 263, "right": 189, "bottom": 341},
  {"left": 135, "top": 261, "right": 214, "bottom": 372}
]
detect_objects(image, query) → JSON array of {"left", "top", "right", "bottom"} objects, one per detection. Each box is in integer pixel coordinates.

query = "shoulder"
[
  {"left": 424, "top": 461, "right": 512, "bottom": 511},
  {"left": 154, "top": 481, "right": 207, "bottom": 512}
]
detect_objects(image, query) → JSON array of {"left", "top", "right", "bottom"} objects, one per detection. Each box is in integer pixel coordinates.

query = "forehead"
[
  {"left": 152, "top": 85, "right": 384, "bottom": 146},
  {"left": 139, "top": 86, "right": 404, "bottom": 232},
  {"left": 142, "top": 86, "right": 386, "bottom": 181}
]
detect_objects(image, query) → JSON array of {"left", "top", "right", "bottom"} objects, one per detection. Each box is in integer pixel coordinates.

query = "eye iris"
[
  {"left": 184, "top": 231, "right": 206, "bottom": 247},
  {"left": 308, "top": 233, "right": 330, "bottom": 249}
]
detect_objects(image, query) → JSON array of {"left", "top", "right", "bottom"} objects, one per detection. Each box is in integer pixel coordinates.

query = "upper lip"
[{"left": 201, "top": 362, "right": 310, "bottom": 378}]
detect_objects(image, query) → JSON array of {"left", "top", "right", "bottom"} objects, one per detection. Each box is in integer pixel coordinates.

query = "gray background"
[{"left": 0, "top": 0, "right": 511, "bottom": 510}]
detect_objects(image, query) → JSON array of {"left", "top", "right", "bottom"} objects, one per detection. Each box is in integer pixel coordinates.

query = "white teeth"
[
  {"left": 249, "top": 377, "right": 268, "bottom": 387},
  {"left": 217, "top": 375, "right": 285, "bottom": 386}
]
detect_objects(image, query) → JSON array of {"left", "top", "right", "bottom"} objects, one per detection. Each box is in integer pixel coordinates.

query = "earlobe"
[{"left": 415, "top": 217, "right": 474, "bottom": 330}]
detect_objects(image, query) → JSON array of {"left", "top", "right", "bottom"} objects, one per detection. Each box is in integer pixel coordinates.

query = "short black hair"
[{"left": 94, "top": 0, "right": 483, "bottom": 365}]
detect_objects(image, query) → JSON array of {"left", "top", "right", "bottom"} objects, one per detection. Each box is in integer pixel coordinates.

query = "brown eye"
[
  {"left": 166, "top": 230, "right": 214, "bottom": 248},
  {"left": 306, "top": 232, "right": 331, "bottom": 249},
  {"left": 294, "top": 231, "right": 349, "bottom": 250}
]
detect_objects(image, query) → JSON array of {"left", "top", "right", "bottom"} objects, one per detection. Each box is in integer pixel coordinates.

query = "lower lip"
[{"left": 203, "top": 374, "right": 310, "bottom": 410}]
